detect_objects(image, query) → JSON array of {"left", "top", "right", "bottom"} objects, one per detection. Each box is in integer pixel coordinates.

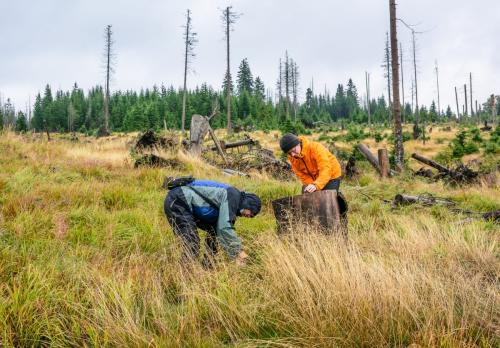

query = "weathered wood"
[
  {"left": 411, "top": 153, "right": 449, "bottom": 173},
  {"left": 210, "top": 138, "right": 256, "bottom": 151},
  {"left": 222, "top": 168, "right": 249, "bottom": 177},
  {"left": 378, "top": 148, "right": 389, "bottom": 178},
  {"left": 189, "top": 114, "right": 210, "bottom": 156},
  {"left": 208, "top": 127, "right": 228, "bottom": 164},
  {"left": 272, "top": 190, "right": 345, "bottom": 235},
  {"left": 357, "top": 143, "right": 382, "bottom": 175},
  {"left": 393, "top": 193, "right": 455, "bottom": 207}
]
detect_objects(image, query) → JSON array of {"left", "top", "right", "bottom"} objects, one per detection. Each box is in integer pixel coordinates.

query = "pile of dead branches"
[
  {"left": 411, "top": 153, "right": 481, "bottom": 185},
  {"left": 131, "top": 130, "right": 180, "bottom": 168},
  {"left": 134, "top": 130, "right": 178, "bottom": 152},
  {"left": 232, "top": 148, "right": 293, "bottom": 180}
]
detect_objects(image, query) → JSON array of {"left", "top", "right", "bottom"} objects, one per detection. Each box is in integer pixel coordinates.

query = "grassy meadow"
[{"left": 0, "top": 126, "right": 499, "bottom": 347}]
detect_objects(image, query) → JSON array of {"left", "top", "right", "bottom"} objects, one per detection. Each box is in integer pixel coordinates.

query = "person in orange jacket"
[{"left": 280, "top": 133, "right": 342, "bottom": 193}]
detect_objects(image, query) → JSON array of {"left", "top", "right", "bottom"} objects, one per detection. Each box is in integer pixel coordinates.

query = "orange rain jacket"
[{"left": 288, "top": 136, "right": 342, "bottom": 190}]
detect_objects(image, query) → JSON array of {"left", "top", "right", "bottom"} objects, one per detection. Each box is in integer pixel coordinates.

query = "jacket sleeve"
[
  {"left": 289, "top": 156, "right": 314, "bottom": 185},
  {"left": 216, "top": 192, "right": 242, "bottom": 258},
  {"left": 311, "top": 142, "right": 335, "bottom": 190}
]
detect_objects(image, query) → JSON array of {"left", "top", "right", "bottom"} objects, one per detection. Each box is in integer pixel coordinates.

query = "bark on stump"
[{"left": 272, "top": 190, "right": 347, "bottom": 236}]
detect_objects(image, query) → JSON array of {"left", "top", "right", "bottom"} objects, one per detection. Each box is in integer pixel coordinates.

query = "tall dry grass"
[{"left": 0, "top": 130, "right": 498, "bottom": 347}]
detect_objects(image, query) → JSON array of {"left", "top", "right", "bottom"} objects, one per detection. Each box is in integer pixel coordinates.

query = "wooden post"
[{"left": 378, "top": 148, "right": 389, "bottom": 178}]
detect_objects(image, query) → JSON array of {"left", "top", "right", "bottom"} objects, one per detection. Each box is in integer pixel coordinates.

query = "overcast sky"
[{"left": 1, "top": 0, "right": 499, "bottom": 115}]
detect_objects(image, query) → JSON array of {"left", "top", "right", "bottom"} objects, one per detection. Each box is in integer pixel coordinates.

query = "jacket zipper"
[{"left": 300, "top": 158, "right": 317, "bottom": 180}]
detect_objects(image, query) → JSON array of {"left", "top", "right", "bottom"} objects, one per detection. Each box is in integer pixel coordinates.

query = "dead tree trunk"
[
  {"left": 411, "top": 153, "right": 450, "bottom": 174},
  {"left": 222, "top": 7, "right": 238, "bottom": 134},
  {"left": 389, "top": 0, "right": 403, "bottom": 169},
  {"left": 411, "top": 30, "right": 419, "bottom": 132},
  {"left": 378, "top": 148, "right": 389, "bottom": 178},
  {"left": 435, "top": 61, "right": 441, "bottom": 116},
  {"left": 357, "top": 143, "right": 382, "bottom": 175},
  {"left": 366, "top": 71, "right": 372, "bottom": 131},
  {"left": 181, "top": 9, "right": 196, "bottom": 133},
  {"left": 189, "top": 115, "right": 210, "bottom": 156},
  {"left": 455, "top": 86, "right": 461, "bottom": 121},
  {"left": 393, "top": 194, "right": 455, "bottom": 207},
  {"left": 400, "top": 43, "right": 405, "bottom": 123},
  {"left": 469, "top": 73, "right": 474, "bottom": 118},
  {"left": 464, "top": 84, "right": 468, "bottom": 117},
  {"left": 102, "top": 24, "right": 112, "bottom": 136},
  {"left": 384, "top": 32, "right": 392, "bottom": 110}
]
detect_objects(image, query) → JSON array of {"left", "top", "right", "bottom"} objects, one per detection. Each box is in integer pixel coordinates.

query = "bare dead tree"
[
  {"left": 101, "top": 24, "right": 114, "bottom": 136},
  {"left": 365, "top": 71, "right": 372, "bottom": 130},
  {"left": 469, "top": 72, "right": 473, "bottom": 117},
  {"left": 400, "top": 43, "right": 405, "bottom": 123},
  {"left": 455, "top": 86, "right": 460, "bottom": 121},
  {"left": 221, "top": 6, "right": 240, "bottom": 134},
  {"left": 464, "top": 84, "right": 468, "bottom": 117},
  {"left": 291, "top": 59, "right": 299, "bottom": 120},
  {"left": 389, "top": 0, "right": 404, "bottom": 169},
  {"left": 491, "top": 94, "right": 497, "bottom": 124},
  {"left": 181, "top": 9, "right": 197, "bottom": 133},
  {"left": 398, "top": 19, "right": 423, "bottom": 138},
  {"left": 435, "top": 60, "right": 441, "bottom": 116},
  {"left": 475, "top": 99, "right": 479, "bottom": 125},
  {"left": 276, "top": 59, "right": 283, "bottom": 106},
  {"left": 411, "top": 30, "right": 419, "bottom": 135},
  {"left": 382, "top": 32, "right": 392, "bottom": 118},
  {"left": 411, "top": 79, "right": 414, "bottom": 114},
  {"left": 284, "top": 51, "right": 290, "bottom": 118}
]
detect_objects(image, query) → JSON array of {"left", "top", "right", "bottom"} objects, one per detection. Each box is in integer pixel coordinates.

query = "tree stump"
[
  {"left": 189, "top": 115, "right": 210, "bottom": 155},
  {"left": 272, "top": 190, "right": 346, "bottom": 236}
]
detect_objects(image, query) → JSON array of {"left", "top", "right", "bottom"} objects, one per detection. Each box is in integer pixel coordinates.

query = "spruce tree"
[
  {"left": 236, "top": 58, "right": 253, "bottom": 95},
  {"left": 254, "top": 77, "right": 265, "bottom": 100},
  {"left": 15, "top": 112, "right": 28, "bottom": 132}
]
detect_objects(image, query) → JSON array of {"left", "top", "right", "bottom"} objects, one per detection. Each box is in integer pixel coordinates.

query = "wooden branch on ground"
[{"left": 208, "top": 127, "right": 228, "bottom": 164}]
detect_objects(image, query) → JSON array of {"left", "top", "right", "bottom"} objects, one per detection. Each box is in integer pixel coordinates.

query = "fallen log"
[
  {"left": 211, "top": 138, "right": 256, "bottom": 151},
  {"left": 393, "top": 193, "right": 456, "bottom": 207},
  {"left": 222, "top": 168, "right": 249, "bottom": 177},
  {"left": 357, "top": 143, "right": 382, "bottom": 175},
  {"left": 411, "top": 153, "right": 450, "bottom": 174}
]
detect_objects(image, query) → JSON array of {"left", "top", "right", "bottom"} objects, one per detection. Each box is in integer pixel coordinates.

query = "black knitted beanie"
[{"left": 279, "top": 133, "right": 300, "bottom": 153}]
